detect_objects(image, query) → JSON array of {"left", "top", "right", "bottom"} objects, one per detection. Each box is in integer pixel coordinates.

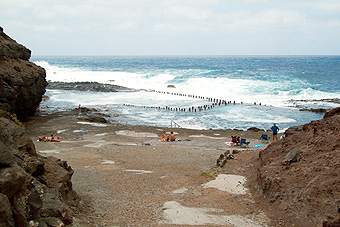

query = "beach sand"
[{"left": 25, "top": 111, "right": 276, "bottom": 226}]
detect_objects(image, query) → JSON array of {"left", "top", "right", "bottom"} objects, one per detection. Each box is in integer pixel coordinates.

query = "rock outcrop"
[
  {"left": 256, "top": 107, "right": 340, "bottom": 226},
  {"left": 0, "top": 28, "right": 78, "bottom": 226},
  {"left": 0, "top": 110, "right": 79, "bottom": 226},
  {"left": 0, "top": 27, "right": 48, "bottom": 118}
]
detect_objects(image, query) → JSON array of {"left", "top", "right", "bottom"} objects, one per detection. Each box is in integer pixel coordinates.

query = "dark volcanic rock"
[
  {"left": 0, "top": 193, "right": 14, "bottom": 226},
  {"left": 0, "top": 27, "right": 31, "bottom": 60},
  {"left": 247, "top": 127, "right": 264, "bottom": 132},
  {"left": 0, "top": 27, "right": 48, "bottom": 118},
  {"left": 0, "top": 27, "right": 77, "bottom": 226},
  {"left": 324, "top": 107, "right": 340, "bottom": 119},
  {"left": 0, "top": 114, "right": 79, "bottom": 226},
  {"left": 48, "top": 81, "right": 132, "bottom": 92}
]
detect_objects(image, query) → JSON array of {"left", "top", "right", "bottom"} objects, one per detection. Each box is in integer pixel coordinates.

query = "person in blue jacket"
[{"left": 271, "top": 123, "right": 279, "bottom": 141}]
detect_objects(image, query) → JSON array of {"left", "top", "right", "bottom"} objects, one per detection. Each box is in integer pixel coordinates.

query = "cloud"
[{"left": 0, "top": 0, "right": 339, "bottom": 54}]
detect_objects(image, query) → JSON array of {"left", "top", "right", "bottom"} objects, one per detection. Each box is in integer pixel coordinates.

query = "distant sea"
[{"left": 31, "top": 56, "right": 340, "bottom": 131}]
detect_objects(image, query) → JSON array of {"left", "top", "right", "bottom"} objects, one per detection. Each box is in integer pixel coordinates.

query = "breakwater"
[{"left": 124, "top": 89, "right": 264, "bottom": 113}]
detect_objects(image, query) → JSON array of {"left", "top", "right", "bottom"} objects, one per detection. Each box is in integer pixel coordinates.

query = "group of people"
[
  {"left": 38, "top": 135, "right": 61, "bottom": 142},
  {"left": 161, "top": 131, "right": 176, "bottom": 142}
]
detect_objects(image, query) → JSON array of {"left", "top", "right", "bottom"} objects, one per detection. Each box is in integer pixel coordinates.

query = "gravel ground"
[{"left": 25, "top": 112, "right": 275, "bottom": 227}]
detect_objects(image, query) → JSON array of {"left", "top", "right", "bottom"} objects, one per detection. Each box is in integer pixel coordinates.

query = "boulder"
[
  {"left": 281, "top": 147, "right": 301, "bottom": 165},
  {"left": 247, "top": 127, "right": 263, "bottom": 132}
]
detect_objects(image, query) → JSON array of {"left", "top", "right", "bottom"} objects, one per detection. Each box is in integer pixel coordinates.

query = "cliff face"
[
  {"left": 256, "top": 107, "right": 340, "bottom": 226},
  {"left": 0, "top": 28, "right": 78, "bottom": 226},
  {"left": 0, "top": 27, "right": 48, "bottom": 118},
  {"left": 0, "top": 111, "right": 79, "bottom": 226}
]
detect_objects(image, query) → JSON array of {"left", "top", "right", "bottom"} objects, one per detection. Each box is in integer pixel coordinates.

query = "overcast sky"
[{"left": 1, "top": 0, "right": 340, "bottom": 56}]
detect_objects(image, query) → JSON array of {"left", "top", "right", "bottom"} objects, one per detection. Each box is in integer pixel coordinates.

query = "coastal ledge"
[{"left": 47, "top": 81, "right": 134, "bottom": 92}]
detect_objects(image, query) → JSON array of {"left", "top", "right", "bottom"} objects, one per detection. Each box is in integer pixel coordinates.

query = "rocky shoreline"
[
  {"left": 47, "top": 81, "right": 134, "bottom": 93},
  {"left": 2, "top": 27, "right": 340, "bottom": 226}
]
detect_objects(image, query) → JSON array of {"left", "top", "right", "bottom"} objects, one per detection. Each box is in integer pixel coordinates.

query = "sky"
[{"left": 1, "top": 0, "right": 340, "bottom": 56}]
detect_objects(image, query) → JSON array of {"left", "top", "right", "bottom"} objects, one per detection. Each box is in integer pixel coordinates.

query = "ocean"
[{"left": 31, "top": 56, "right": 340, "bottom": 131}]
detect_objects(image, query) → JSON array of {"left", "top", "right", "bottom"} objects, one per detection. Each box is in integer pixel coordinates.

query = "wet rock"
[
  {"left": 299, "top": 108, "right": 328, "bottom": 113},
  {"left": 86, "top": 113, "right": 108, "bottom": 123},
  {"left": 48, "top": 81, "right": 131, "bottom": 93}
]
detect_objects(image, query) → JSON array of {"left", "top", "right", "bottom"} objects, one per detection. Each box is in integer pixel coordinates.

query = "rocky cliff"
[
  {"left": 256, "top": 107, "right": 340, "bottom": 226},
  {"left": 0, "top": 111, "right": 79, "bottom": 226},
  {"left": 0, "top": 28, "right": 78, "bottom": 226},
  {"left": 0, "top": 27, "right": 48, "bottom": 118}
]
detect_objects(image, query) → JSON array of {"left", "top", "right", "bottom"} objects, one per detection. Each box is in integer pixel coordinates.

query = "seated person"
[
  {"left": 170, "top": 132, "right": 176, "bottom": 141},
  {"left": 236, "top": 136, "right": 241, "bottom": 144},
  {"left": 231, "top": 136, "right": 241, "bottom": 145},
  {"left": 161, "top": 131, "right": 169, "bottom": 142}
]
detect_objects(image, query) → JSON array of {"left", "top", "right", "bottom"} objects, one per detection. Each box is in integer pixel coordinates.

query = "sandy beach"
[{"left": 25, "top": 111, "right": 276, "bottom": 226}]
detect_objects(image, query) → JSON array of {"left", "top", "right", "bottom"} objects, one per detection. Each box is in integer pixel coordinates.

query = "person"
[
  {"left": 161, "top": 131, "right": 169, "bottom": 142},
  {"left": 236, "top": 136, "right": 241, "bottom": 145},
  {"left": 271, "top": 123, "right": 279, "bottom": 141},
  {"left": 39, "top": 137, "right": 48, "bottom": 142},
  {"left": 78, "top": 104, "right": 81, "bottom": 114},
  {"left": 170, "top": 132, "right": 176, "bottom": 141}
]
